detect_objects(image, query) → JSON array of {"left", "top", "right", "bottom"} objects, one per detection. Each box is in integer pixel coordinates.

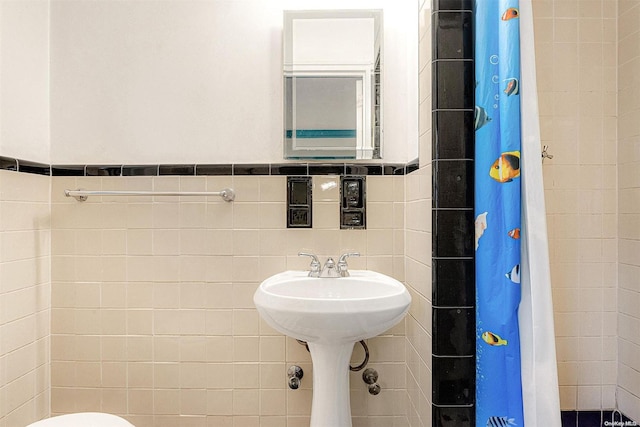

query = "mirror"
[{"left": 283, "top": 10, "right": 382, "bottom": 160}]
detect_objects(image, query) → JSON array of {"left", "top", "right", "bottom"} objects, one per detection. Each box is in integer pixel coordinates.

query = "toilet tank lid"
[{"left": 26, "top": 412, "right": 134, "bottom": 427}]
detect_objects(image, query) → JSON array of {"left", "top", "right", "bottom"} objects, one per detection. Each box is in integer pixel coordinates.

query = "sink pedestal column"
[{"left": 307, "top": 341, "right": 356, "bottom": 427}]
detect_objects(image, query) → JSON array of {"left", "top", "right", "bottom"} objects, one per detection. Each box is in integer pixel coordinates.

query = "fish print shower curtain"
[{"left": 474, "top": 1, "right": 524, "bottom": 427}]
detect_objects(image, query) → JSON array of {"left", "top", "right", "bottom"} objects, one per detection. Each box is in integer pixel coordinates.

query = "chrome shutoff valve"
[
  {"left": 362, "top": 368, "right": 381, "bottom": 395},
  {"left": 287, "top": 365, "right": 304, "bottom": 390}
]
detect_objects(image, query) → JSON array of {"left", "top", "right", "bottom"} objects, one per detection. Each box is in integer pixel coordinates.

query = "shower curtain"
[
  {"left": 475, "top": 1, "right": 561, "bottom": 426},
  {"left": 475, "top": 1, "right": 524, "bottom": 426},
  {"left": 518, "top": 1, "right": 561, "bottom": 426}
]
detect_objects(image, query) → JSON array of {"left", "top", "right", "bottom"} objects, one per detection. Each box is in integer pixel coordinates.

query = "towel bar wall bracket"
[{"left": 64, "top": 188, "right": 236, "bottom": 202}]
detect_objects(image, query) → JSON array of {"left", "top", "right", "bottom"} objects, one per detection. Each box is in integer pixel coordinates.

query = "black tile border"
[
  {"left": 405, "top": 159, "right": 420, "bottom": 175},
  {"left": 270, "top": 163, "right": 309, "bottom": 176},
  {"left": 85, "top": 165, "right": 123, "bottom": 177},
  {"left": 345, "top": 164, "right": 383, "bottom": 176},
  {"left": 432, "top": 0, "right": 473, "bottom": 11},
  {"left": 233, "top": 164, "right": 270, "bottom": 175},
  {"left": 433, "top": 405, "right": 474, "bottom": 427},
  {"left": 433, "top": 307, "right": 475, "bottom": 356},
  {"left": 308, "top": 163, "right": 346, "bottom": 176},
  {"left": 561, "top": 410, "right": 638, "bottom": 427},
  {"left": 122, "top": 165, "right": 158, "bottom": 176},
  {"left": 432, "top": 11, "right": 473, "bottom": 60},
  {"left": 195, "top": 164, "right": 233, "bottom": 176},
  {"left": 433, "top": 110, "right": 475, "bottom": 160},
  {"left": 432, "top": 355, "right": 475, "bottom": 406},
  {"left": 159, "top": 164, "right": 196, "bottom": 176},
  {"left": 432, "top": 209, "right": 475, "bottom": 258},
  {"left": 562, "top": 411, "right": 578, "bottom": 427},
  {"left": 621, "top": 413, "right": 638, "bottom": 424},
  {"left": 0, "top": 157, "right": 53, "bottom": 175},
  {"left": 0, "top": 156, "right": 18, "bottom": 171},
  {"left": 17, "top": 159, "right": 51, "bottom": 176},
  {"left": 432, "top": 258, "right": 475, "bottom": 307},
  {"left": 433, "top": 159, "right": 474, "bottom": 208},
  {"left": 1, "top": 156, "right": 420, "bottom": 177},
  {"left": 51, "top": 165, "right": 85, "bottom": 176},
  {"left": 432, "top": 60, "right": 475, "bottom": 110},
  {"left": 431, "top": 0, "right": 475, "bottom": 422}
]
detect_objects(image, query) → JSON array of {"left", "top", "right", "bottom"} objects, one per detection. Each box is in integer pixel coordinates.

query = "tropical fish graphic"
[
  {"left": 506, "top": 264, "right": 520, "bottom": 284},
  {"left": 475, "top": 212, "right": 488, "bottom": 250},
  {"left": 501, "top": 8, "right": 519, "bottom": 21},
  {"left": 507, "top": 228, "right": 520, "bottom": 239},
  {"left": 475, "top": 106, "right": 492, "bottom": 130},
  {"left": 487, "top": 416, "right": 517, "bottom": 427},
  {"left": 504, "top": 78, "right": 519, "bottom": 96},
  {"left": 489, "top": 151, "right": 520, "bottom": 183},
  {"left": 482, "top": 331, "right": 508, "bottom": 346}
]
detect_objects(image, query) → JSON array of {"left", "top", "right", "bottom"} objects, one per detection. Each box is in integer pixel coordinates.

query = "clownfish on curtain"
[{"left": 474, "top": 1, "right": 524, "bottom": 427}]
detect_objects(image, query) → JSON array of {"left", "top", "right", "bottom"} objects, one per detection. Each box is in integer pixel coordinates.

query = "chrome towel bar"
[{"left": 64, "top": 188, "right": 235, "bottom": 202}]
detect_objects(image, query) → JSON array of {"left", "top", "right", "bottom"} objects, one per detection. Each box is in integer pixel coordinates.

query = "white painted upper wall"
[
  {"left": 0, "top": 0, "right": 50, "bottom": 163},
  {"left": 50, "top": 0, "right": 417, "bottom": 164},
  {"left": 291, "top": 18, "right": 374, "bottom": 66}
]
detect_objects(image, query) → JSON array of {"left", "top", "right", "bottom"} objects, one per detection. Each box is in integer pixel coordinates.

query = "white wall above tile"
[
  {"left": 0, "top": 0, "right": 50, "bottom": 163},
  {"left": 49, "top": 0, "right": 418, "bottom": 165}
]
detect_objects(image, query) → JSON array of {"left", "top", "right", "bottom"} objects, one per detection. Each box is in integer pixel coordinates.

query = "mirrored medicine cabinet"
[{"left": 283, "top": 10, "right": 383, "bottom": 160}]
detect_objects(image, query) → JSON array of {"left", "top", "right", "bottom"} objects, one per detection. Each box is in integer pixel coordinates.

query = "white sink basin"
[
  {"left": 254, "top": 269, "right": 411, "bottom": 427},
  {"left": 254, "top": 270, "right": 411, "bottom": 344}
]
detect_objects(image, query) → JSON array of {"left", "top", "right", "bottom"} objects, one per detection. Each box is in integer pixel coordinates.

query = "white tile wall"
[
  {"left": 0, "top": 170, "right": 51, "bottom": 426},
  {"left": 617, "top": 0, "right": 640, "bottom": 421},
  {"left": 533, "top": 0, "right": 618, "bottom": 411},
  {"left": 406, "top": 1, "right": 432, "bottom": 426},
  {"left": 50, "top": 174, "right": 409, "bottom": 426}
]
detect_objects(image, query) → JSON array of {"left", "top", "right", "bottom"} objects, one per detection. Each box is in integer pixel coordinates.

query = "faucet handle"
[
  {"left": 337, "top": 252, "right": 360, "bottom": 277},
  {"left": 298, "top": 252, "right": 321, "bottom": 277},
  {"left": 338, "top": 252, "right": 360, "bottom": 264}
]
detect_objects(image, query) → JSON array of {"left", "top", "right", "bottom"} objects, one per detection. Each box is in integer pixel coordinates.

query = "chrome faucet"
[
  {"left": 298, "top": 252, "right": 321, "bottom": 277},
  {"left": 299, "top": 252, "right": 360, "bottom": 278},
  {"left": 337, "top": 252, "right": 360, "bottom": 277},
  {"left": 320, "top": 257, "right": 340, "bottom": 278}
]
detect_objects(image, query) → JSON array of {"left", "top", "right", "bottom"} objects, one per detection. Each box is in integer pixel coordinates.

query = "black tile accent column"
[{"left": 431, "top": 1, "right": 475, "bottom": 426}]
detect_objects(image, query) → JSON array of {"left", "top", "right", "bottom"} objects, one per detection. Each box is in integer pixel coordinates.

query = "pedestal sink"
[{"left": 253, "top": 270, "right": 411, "bottom": 427}]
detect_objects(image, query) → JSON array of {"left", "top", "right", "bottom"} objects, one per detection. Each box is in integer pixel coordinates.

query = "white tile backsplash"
[
  {"left": 46, "top": 174, "right": 410, "bottom": 423},
  {"left": 0, "top": 171, "right": 51, "bottom": 425}
]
